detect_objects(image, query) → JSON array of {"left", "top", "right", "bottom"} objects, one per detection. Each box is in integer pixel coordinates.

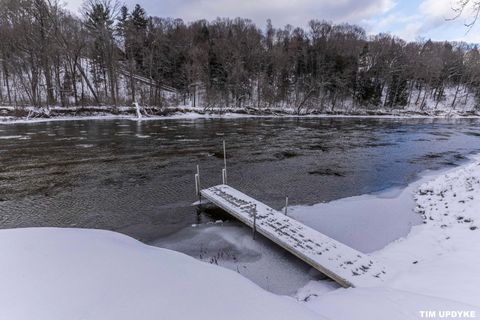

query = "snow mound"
[
  {"left": 0, "top": 228, "right": 320, "bottom": 320},
  {"left": 303, "top": 287, "right": 478, "bottom": 319}
]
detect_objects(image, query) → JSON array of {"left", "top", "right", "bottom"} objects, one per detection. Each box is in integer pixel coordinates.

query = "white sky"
[{"left": 63, "top": 0, "right": 480, "bottom": 43}]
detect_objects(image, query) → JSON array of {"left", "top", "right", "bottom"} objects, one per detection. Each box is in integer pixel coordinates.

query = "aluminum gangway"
[{"left": 195, "top": 142, "right": 388, "bottom": 288}]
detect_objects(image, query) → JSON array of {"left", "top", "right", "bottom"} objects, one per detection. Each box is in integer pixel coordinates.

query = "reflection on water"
[
  {"left": 0, "top": 117, "right": 480, "bottom": 244},
  {"left": 154, "top": 222, "right": 329, "bottom": 295}
]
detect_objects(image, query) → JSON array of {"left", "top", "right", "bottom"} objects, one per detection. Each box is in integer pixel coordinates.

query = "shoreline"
[
  {"left": 2, "top": 110, "right": 480, "bottom": 125},
  {"left": 292, "top": 152, "right": 480, "bottom": 314},
  {"left": 287, "top": 162, "right": 465, "bottom": 254},
  {"left": 1, "top": 103, "right": 480, "bottom": 124}
]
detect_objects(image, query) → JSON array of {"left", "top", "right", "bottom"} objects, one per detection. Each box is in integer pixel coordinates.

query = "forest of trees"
[{"left": 1, "top": 0, "right": 480, "bottom": 114}]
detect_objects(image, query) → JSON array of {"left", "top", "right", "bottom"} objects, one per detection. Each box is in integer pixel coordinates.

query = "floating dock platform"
[{"left": 200, "top": 184, "right": 388, "bottom": 288}]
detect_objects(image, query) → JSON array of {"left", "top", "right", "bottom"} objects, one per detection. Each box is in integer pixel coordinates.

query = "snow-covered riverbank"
[
  {"left": 0, "top": 228, "right": 320, "bottom": 320},
  {"left": 376, "top": 155, "right": 480, "bottom": 305},
  {"left": 1, "top": 155, "right": 480, "bottom": 319},
  {"left": 287, "top": 167, "right": 452, "bottom": 253},
  {"left": 295, "top": 155, "right": 480, "bottom": 316},
  {"left": 2, "top": 104, "right": 480, "bottom": 124},
  {"left": 2, "top": 112, "right": 480, "bottom": 125}
]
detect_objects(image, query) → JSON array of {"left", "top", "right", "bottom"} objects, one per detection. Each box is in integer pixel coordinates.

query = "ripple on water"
[{"left": 178, "top": 139, "right": 200, "bottom": 142}]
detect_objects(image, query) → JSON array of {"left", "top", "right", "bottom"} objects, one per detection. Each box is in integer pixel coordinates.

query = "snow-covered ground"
[
  {"left": 2, "top": 155, "right": 480, "bottom": 319},
  {"left": 298, "top": 155, "right": 480, "bottom": 315},
  {"left": 0, "top": 111, "right": 262, "bottom": 124},
  {"left": 375, "top": 156, "right": 480, "bottom": 306},
  {"left": 0, "top": 228, "right": 320, "bottom": 320},
  {"left": 2, "top": 98, "right": 480, "bottom": 124},
  {"left": 2, "top": 110, "right": 480, "bottom": 125}
]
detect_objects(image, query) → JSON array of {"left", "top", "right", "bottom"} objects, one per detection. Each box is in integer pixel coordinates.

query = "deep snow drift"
[
  {"left": 0, "top": 228, "right": 320, "bottom": 320},
  {"left": 0, "top": 226, "right": 477, "bottom": 320}
]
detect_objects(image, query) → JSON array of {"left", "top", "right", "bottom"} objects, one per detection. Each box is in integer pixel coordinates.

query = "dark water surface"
[{"left": 1, "top": 117, "right": 480, "bottom": 243}]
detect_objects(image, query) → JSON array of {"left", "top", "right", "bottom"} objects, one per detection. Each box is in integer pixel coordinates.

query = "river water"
[{"left": 1, "top": 117, "right": 480, "bottom": 293}]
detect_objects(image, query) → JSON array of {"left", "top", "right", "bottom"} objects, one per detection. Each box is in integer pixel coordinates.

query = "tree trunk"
[
  {"left": 420, "top": 87, "right": 428, "bottom": 110},
  {"left": 70, "top": 59, "right": 78, "bottom": 105},
  {"left": 43, "top": 58, "right": 55, "bottom": 105},
  {"left": 451, "top": 83, "right": 462, "bottom": 110},
  {"left": 415, "top": 85, "right": 423, "bottom": 105},
  {"left": 2, "top": 60, "right": 12, "bottom": 105},
  {"left": 76, "top": 60, "right": 100, "bottom": 105},
  {"left": 108, "top": 66, "right": 116, "bottom": 106},
  {"left": 129, "top": 60, "right": 136, "bottom": 104},
  {"left": 407, "top": 80, "right": 415, "bottom": 107}
]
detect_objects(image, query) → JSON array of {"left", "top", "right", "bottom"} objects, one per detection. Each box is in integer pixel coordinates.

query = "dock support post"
[
  {"left": 223, "top": 140, "right": 227, "bottom": 185},
  {"left": 195, "top": 165, "right": 202, "bottom": 204},
  {"left": 252, "top": 204, "right": 257, "bottom": 240},
  {"left": 195, "top": 174, "right": 199, "bottom": 195},
  {"left": 285, "top": 196, "right": 288, "bottom": 216}
]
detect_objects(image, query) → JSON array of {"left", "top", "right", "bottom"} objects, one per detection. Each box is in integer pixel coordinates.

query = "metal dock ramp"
[{"left": 200, "top": 184, "right": 388, "bottom": 288}]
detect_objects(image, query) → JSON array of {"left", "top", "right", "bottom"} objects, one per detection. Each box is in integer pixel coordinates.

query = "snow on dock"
[{"left": 201, "top": 184, "right": 388, "bottom": 288}]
